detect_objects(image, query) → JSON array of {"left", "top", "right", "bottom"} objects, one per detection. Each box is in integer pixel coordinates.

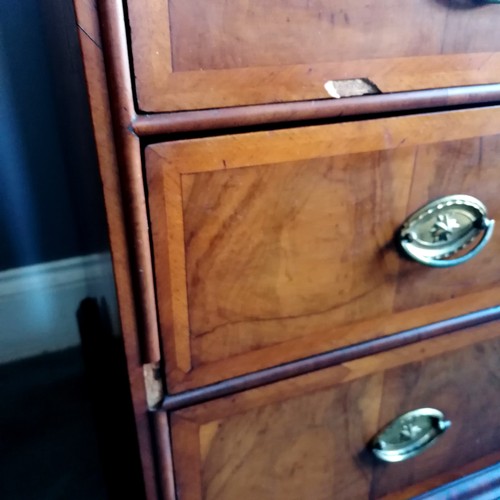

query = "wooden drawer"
[
  {"left": 170, "top": 322, "right": 500, "bottom": 500},
  {"left": 147, "top": 107, "right": 500, "bottom": 393},
  {"left": 128, "top": 0, "right": 500, "bottom": 112}
]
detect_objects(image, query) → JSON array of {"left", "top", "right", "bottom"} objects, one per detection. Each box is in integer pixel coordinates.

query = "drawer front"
[
  {"left": 170, "top": 323, "right": 500, "bottom": 500},
  {"left": 128, "top": 0, "right": 500, "bottom": 111},
  {"left": 147, "top": 107, "right": 500, "bottom": 392}
]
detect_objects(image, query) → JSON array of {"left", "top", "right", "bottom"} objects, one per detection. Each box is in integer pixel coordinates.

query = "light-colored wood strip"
[
  {"left": 136, "top": 52, "right": 500, "bottom": 111},
  {"left": 170, "top": 415, "right": 204, "bottom": 500},
  {"left": 127, "top": 0, "right": 172, "bottom": 99},
  {"left": 149, "top": 106, "right": 500, "bottom": 174},
  {"left": 147, "top": 150, "right": 192, "bottom": 375},
  {"left": 175, "top": 319, "right": 500, "bottom": 423},
  {"left": 74, "top": 0, "right": 101, "bottom": 46},
  {"left": 174, "top": 289, "right": 500, "bottom": 392}
]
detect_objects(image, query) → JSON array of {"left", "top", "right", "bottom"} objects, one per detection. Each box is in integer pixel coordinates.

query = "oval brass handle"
[
  {"left": 370, "top": 408, "right": 451, "bottom": 463},
  {"left": 399, "top": 195, "right": 495, "bottom": 268}
]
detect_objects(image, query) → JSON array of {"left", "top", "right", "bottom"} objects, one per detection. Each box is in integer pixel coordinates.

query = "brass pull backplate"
[
  {"left": 399, "top": 194, "right": 494, "bottom": 267},
  {"left": 371, "top": 408, "right": 451, "bottom": 463}
]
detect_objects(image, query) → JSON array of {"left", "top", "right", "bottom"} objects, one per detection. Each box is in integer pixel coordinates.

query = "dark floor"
[
  {"left": 0, "top": 299, "right": 145, "bottom": 500},
  {"left": 0, "top": 349, "right": 107, "bottom": 500}
]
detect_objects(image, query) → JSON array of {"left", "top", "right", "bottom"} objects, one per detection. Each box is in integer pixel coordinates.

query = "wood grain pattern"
[
  {"left": 170, "top": 322, "right": 500, "bottom": 500},
  {"left": 127, "top": 0, "right": 500, "bottom": 111},
  {"left": 395, "top": 136, "right": 500, "bottom": 312},
  {"left": 181, "top": 150, "right": 412, "bottom": 363},
  {"left": 147, "top": 107, "right": 500, "bottom": 392},
  {"left": 160, "top": 307, "right": 500, "bottom": 411},
  {"left": 170, "top": 0, "right": 500, "bottom": 71},
  {"left": 73, "top": 0, "right": 171, "bottom": 498}
]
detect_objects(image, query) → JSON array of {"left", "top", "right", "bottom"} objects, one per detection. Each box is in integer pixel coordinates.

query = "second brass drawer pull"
[
  {"left": 398, "top": 194, "right": 495, "bottom": 268},
  {"left": 371, "top": 408, "right": 451, "bottom": 463}
]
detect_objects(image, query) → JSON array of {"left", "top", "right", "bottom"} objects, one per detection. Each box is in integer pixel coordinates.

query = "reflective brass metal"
[
  {"left": 371, "top": 408, "right": 451, "bottom": 463},
  {"left": 399, "top": 195, "right": 494, "bottom": 267}
]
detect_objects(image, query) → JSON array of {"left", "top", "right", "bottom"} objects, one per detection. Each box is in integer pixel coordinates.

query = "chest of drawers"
[{"left": 74, "top": 1, "right": 500, "bottom": 498}]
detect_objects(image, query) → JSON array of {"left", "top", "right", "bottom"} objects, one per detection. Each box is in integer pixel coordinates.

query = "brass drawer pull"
[
  {"left": 399, "top": 195, "right": 495, "bottom": 268},
  {"left": 371, "top": 408, "right": 451, "bottom": 463}
]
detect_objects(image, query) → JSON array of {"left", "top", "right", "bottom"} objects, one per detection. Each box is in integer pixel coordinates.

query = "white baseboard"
[{"left": 0, "top": 253, "right": 119, "bottom": 364}]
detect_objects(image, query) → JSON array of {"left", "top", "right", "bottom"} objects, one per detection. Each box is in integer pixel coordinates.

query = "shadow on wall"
[{"left": 0, "top": 252, "right": 119, "bottom": 363}]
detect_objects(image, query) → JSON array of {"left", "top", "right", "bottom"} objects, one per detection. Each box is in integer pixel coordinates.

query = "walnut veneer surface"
[
  {"left": 128, "top": 0, "right": 500, "bottom": 111},
  {"left": 171, "top": 322, "right": 500, "bottom": 500},
  {"left": 73, "top": 0, "right": 500, "bottom": 498},
  {"left": 147, "top": 107, "right": 500, "bottom": 392}
]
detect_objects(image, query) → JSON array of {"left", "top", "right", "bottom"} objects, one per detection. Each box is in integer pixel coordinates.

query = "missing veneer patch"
[
  {"left": 324, "top": 78, "right": 381, "bottom": 99},
  {"left": 143, "top": 362, "right": 164, "bottom": 408}
]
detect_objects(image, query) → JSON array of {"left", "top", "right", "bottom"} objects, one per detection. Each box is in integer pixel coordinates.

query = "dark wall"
[
  {"left": 0, "top": 0, "right": 109, "bottom": 271},
  {"left": 0, "top": 5, "right": 147, "bottom": 498}
]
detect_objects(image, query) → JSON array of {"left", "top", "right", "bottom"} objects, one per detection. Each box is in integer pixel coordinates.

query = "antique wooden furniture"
[{"left": 74, "top": 0, "right": 500, "bottom": 498}]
